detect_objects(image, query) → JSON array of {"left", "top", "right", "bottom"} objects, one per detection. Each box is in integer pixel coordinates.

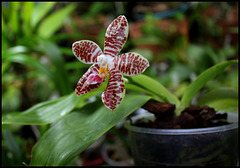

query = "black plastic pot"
[{"left": 124, "top": 112, "right": 238, "bottom": 166}]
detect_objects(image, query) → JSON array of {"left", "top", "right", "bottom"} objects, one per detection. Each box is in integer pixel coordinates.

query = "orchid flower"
[{"left": 72, "top": 15, "right": 149, "bottom": 111}]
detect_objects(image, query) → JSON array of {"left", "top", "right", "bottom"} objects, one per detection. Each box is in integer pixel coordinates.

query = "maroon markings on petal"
[
  {"left": 72, "top": 40, "right": 103, "bottom": 64},
  {"left": 113, "top": 52, "right": 150, "bottom": 76},
  {"left": 75, "top": 64, "right": 105, "bottom": 95},
  {"left": 104, "top": 15, "right": 128, "bottom": 57},
  {"left": 102, "top": 69, "right": 125, "bottom": 111}
]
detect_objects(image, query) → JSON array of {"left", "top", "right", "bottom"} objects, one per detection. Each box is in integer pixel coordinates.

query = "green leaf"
[
  {"left": 129, "top": 74, "right": 180, "bottom": 106},
  {"left": 37, "top": 4, "right": 75, "bottom": 38},
  {"left": 31, "top": 2, "right": 56, "bottom": 28},
  {"left": 30, "top": 94, "right": 151, "bottom": 166},
  {"left": 2, "top": 92, "right": 81, "bottom": 125},
  {"left": 179, "top": 60, "right": 238, "bottom": 114},
  {"left": 126, "top": 83, "right": 154, "bottom": 96},
  {"left": 197, "top": 87, "right": 238, "bottom": 113},
  {"left": 2, "top": 80, "right": 108, "bottom": 125},
  {"left": 126, "top": 83, "right": 163, "bottom": 102}
]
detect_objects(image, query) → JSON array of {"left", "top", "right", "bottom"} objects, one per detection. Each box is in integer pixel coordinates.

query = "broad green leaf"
[
  {"left": 2, "top": 80, "right": 108, "bottom": 125},
  {"left": 2, "top": 92, "right": 80, "bottom": 125},
  {"left": 197, "top": 87, "right": 238, "bottom": 113},
  {"left": 129, "top": 74, "right": 180, "bottom": 106},
  {"left": 37, "top": 4, "right": 75, "bottom": 38},
  {"left": 31, "top": 2, "right": 56, "bottom": 28},
  {"left": 30, "top": 94, "right": 151, "bottom": 166},
  {"left": 179, "top": 60, "right": 238, "bottom": 114}
]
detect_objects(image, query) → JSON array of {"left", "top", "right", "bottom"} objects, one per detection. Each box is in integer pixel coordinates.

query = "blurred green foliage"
[
  {"left": 2, "top": 2, "right": 77, "bottom": 166},
  {"left": 2, "top": 2, "right": 76, "bottom": 99},
  {"left": 2, "top": 2, "right": 238, "bottom": 166}
]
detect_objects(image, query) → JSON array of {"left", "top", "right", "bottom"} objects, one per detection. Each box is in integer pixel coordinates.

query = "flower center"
[{"left": 97, "top": 54, "right": 114, "bottom": 78}]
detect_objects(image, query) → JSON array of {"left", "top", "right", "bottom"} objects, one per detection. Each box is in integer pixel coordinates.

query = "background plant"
[{"left": 2, "top": 2, "right": 77, "bottom": 165}]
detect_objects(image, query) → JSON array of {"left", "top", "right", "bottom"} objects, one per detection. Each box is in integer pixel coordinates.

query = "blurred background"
[{"left": 2, "top": 2, "right": 238, "bottom": 166}]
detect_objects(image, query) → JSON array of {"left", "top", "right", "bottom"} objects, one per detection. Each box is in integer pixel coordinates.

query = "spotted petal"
[
  {"left": 72, "top": 40, "right": 103, "bottom": 64},
  {"left": 75, "top": 64, "right": 105, "bottom": 95},
  {"left": 113, "top": 52, "right": 150, "bottom": 76},
  {"left": 102, "top": 69, "right": 125, "bottom": 111},
  {"left": 104, "top": 15, "right": 128, "bottom": 57}
]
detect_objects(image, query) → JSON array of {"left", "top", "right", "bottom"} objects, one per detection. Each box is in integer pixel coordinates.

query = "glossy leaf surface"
[
  {"left": 30, "top": 94, "right": 151, "bottom": 166},
  {"left": 2, "top": 80, "right": 108, "bottom": 126},
  {"left": 129, "top": 74, "right": 180, "bottom": 106},
  {"left": 2, "top": 92, "right": 81, "bottom": 125}
]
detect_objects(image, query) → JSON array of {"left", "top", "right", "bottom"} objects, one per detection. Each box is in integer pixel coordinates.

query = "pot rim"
[{"left": 124, "top": 112, "right": 238, "bottom": 135}]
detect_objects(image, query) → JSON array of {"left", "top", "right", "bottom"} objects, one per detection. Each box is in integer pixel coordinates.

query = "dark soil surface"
[{"left": 133, "top": 100, "right": 231, "bottom": 129}]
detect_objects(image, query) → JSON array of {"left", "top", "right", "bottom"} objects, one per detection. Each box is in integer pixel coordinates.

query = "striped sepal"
[
  {"left": 75, "top": 64, "right": 105, "bottom": 95},
  {"left": 72, "top": 40, "right": 103, "bottom": 64},
  {"left": 113, "top": 52, "right": 150, "bottom": 76},
  {"left": 102, "top": 69, "right": 125, "bottom": 111},
  {"left": 104, "top": 15, "right": 128, "bottom": 57}
]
